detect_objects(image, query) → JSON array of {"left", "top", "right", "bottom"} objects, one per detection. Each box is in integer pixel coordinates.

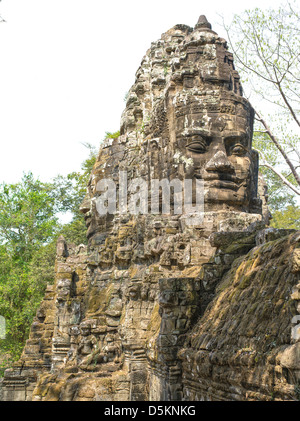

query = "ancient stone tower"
[{"left": 2, "top": 16, "right": 299, "bottom": 401}]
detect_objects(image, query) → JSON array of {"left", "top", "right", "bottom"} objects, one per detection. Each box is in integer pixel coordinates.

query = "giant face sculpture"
[
  {"left": 174, "top": 97, "right": 257, "bottom": 212},
  {"left": 81, "top": 15, "right": 262, "bottom": 241},
  {"left": 166, "top": 16, "right": 259, "bottom": 213}
]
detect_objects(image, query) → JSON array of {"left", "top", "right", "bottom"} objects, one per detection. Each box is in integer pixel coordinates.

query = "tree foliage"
[
  {"left": 0, "top": 144, "right": 98, "bottom": 373},
  {"left": 0, "top": 175, "right": 59, "bottom": 372},
  {"left": 0, "top": 173, "right": 59, "bottom": 262},
  {"left": 52, "top": 142, "right": 97, "bottom": 244},
  {"left": 223, "top": 1, "right": 300, "bottom": 227}
]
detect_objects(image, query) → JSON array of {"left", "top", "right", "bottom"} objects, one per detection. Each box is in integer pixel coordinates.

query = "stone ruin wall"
[{"left": 2, "top": 16, "right": 300, "bottom": 401}]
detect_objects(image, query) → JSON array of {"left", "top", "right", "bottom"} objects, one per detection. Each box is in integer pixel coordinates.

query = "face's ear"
[
  {"left": 251, "top": 149, "right": 259, "bottom": 197},
  {"left": 249, "top": 149, "right": 261, "bottom": 213}
]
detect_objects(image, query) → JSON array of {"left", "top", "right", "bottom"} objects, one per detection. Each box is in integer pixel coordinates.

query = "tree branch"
[
  {"left": 274, "top": 76, "right": 300, "bottom": 128},
  {"left": 254, "top": 148, "right": 300, "bottom": 195},
  {"left": 254, "top": 109, "right": 300, "bottom": 187}
]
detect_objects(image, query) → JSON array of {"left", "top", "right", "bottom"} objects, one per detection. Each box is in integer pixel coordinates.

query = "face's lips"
[
  {"left": 195, "top": 171, "right": 238, "bottom": 181},
  {"left": 205, "top": 179, "right": 239, "bottom": 191},
  {"left": 202, "top": 172, "right": 237, "bottom": 181},
  {"left": 194, "top": 171, "right": 241, "bottom": 191}
]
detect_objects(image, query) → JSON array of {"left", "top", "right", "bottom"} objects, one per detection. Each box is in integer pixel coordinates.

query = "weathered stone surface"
[
  {"left": 179, "top": 232, "right": 300, "bottom": 401},
  {"left": 2, "top": 15, "right": 299, "bottom": 401}
]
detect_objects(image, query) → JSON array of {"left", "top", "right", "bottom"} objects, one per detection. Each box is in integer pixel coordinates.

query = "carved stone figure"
[{"left": 2, "top": 15, "right": 299, "bottom": 402}]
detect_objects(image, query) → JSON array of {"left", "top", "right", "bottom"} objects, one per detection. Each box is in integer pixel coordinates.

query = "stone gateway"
[{"left": 2, "top": 15, "right": 299, "bottom": 401}]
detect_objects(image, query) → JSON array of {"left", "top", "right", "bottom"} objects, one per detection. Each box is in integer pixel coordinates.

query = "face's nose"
[{"left": 204, "top": 150, "right": 235, "bottom": 173}]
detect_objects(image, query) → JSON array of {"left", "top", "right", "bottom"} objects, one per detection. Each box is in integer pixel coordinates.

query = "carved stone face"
[
  {"left": 80, "top": 19, "right": 263, "bottom": 240},
  {"left": 174, "top": 99, "right": 256, "bottom": 211}
]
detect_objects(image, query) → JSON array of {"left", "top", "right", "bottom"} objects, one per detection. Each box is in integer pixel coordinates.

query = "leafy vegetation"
[
  {"left": 254, "top": 132, "right": 300, "bottom": 229},
  {"left": 0, "top": 143, "right": 97, "bottom": 374},
  {"left": 223, "top": 2, "right": 300, "bottom": 228},
  {"left": 105, "top": 131, "right": 120, "bottom": 139}
]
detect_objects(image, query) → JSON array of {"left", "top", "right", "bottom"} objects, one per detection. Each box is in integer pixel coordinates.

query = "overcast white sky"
[{"left": 0, "top": 0, "right": 287, "bottom": 184}]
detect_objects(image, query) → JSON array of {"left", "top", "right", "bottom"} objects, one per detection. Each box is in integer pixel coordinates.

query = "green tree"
[
  {"left": 0, "top": 137, "right": 107, "bottom": 372},
  {"left": 0, "top": 174, "right": 60, "bottom": 371},
  {"left": 52, "top": 142, "right": 98, "bottom": 244},
  {"left": 253, "top": 131, "right": 300, "bottom": 228},
  {"left": 271, "top": 205, "right": 300, "bottom": 229},
  {"left": 105, "top": 131, "right": 120, "bottom": 139},
  {"left": 222, "top": 2, "right": 300, "bottom": 227},
  {"left": 0, "top": 172, "right": 59, "bottom": 262}
]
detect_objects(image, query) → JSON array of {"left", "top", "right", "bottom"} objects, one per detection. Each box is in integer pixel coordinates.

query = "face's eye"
[
  {"left": 186, "top": 137, "right": 208, "bottom": 153},
  {"left": 230, "top": 144, "right": 247, "bottom": 156}
]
